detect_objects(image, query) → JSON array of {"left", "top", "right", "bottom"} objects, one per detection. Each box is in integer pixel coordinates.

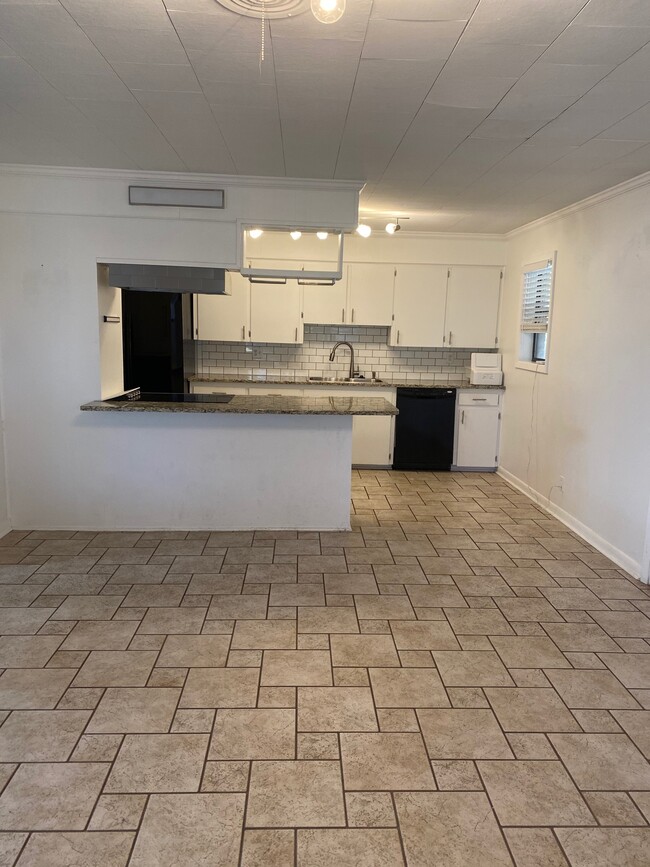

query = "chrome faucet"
[{"left": 329, "top": 341, "right": 356, "bottom": 380}]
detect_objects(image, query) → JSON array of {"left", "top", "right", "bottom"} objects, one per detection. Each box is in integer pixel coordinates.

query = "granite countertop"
[
  {"left": 188, "top": 374, "right": 504, "bottom": 391},
  {"left": 80, "top": 395, "right": 398, "bottom": 416}
]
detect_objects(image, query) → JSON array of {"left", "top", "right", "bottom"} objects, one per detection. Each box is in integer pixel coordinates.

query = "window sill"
[{"left": 516, "top": 360, "right": 548, "bottom": 374}]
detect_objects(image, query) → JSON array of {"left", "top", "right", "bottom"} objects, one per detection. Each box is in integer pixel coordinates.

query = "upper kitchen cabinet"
[
  {"left": 444, "top": 266, "right": 502, "bottom": 348},
  {"left": 250, "top": 281, "right": 302, "bottom": 344},
  {"left": 347, "top": 263, "right": 395, "bottom": 326},
  {"left": 194, "top": 271, "right": 250, "bottom": 342},
  {"left": 390, "top": 264, "right": 448, "bottom": 348},
  {"left": 301, "top": 263, "right": 348, "bottom": 325}
]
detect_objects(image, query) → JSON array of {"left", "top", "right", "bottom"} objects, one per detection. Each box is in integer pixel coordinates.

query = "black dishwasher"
[{"left": 393, "top": 388, "right": 456, "bottom": 471}]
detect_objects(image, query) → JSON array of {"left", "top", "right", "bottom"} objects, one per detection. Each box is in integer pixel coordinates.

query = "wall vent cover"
[{"left": 215, "top": 0, "right": 308, "bottom": 18}]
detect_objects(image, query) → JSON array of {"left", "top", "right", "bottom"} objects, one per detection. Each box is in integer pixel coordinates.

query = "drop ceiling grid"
[{"left": 0, "top": 0, "right": 649, "bottom": 230}]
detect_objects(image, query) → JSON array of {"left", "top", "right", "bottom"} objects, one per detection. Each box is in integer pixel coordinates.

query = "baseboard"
[
  {"left": 0, "top": 523, "right": 10, "bottom": 541},
  {"left": 497, "top": 467, "right": 642, "bottom": 581}
]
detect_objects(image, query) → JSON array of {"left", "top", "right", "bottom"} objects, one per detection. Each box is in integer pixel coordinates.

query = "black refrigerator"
[{"left": 122, "top": 290, "right": 186, "bottom": 393}]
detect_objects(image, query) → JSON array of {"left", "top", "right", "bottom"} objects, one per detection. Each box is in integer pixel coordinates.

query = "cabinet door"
[
  {"left": 347, "top": 264, "right": 395, "bottom": 326},
  {"left": 456, "top": 405, "right": 500, "bottom": 468},
  {"left": 316, "top": 386, "right": 396, "bottom": 467},
  {"left": 445, "top": 266, "right": 502, "bottom": 348},
  {"left": 302, "top": 263, "right": 348, "bottom": 325},
  {"left": 195, "top": 272, "right": 249, "bottom": 342},
  {"left": 391, "top": 264, "right": 448, "bottom": 347},
  {"left": 249, "top": 282, "right": 302, "bottom": 344}
]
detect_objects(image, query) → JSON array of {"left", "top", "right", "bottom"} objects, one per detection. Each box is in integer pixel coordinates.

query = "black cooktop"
[{"left": 109, "top": 392, "right": 234, "bottom": 404}]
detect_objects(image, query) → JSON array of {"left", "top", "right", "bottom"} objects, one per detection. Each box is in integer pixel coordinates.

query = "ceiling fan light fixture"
[
  {"left": 311, "top": 0, "right": 345, "bottom": 24},
  {"left": 356, "top": 224, "right": 372, "bottom": 238}
]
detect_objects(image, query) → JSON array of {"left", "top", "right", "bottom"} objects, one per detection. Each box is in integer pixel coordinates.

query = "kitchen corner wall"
[
  {"left": 0, "top": 345, "right": 9, "bottom": 537},
  {"left": 195, "top": 326, "right": 475, "bottom": 384}
]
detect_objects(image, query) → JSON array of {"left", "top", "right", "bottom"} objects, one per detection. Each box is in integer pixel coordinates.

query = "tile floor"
[{"left": 0, "top": 470, "right": 649, "bottom": 865}]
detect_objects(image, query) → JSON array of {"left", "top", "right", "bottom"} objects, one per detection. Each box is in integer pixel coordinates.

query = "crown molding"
[
  {"left": 0, "top": 163, "right": 365, "bottom": 193},
  {"left": 507, "top": 168, "right": 650, "bottom": 238}
]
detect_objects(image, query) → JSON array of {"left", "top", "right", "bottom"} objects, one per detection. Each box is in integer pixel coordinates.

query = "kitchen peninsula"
[{"left": 80, "top": 393, "right": 396, "bottom": 532}]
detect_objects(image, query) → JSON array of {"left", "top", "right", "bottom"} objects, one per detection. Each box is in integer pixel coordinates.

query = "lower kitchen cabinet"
[{"left": 454, "top": 390, "right": 503, "bottom": 470}]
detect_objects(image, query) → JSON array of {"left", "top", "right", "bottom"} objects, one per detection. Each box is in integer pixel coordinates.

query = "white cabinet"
[
  {"left": 302, "top": 264, "right": 348, "bottom": 325},
  {"left": 316, "top": 386, "right": 396, "bottom": 467},
  {"left": 249, "top": 282, "right": 302, "bottom": 344},
  {"left": 454, "top": 390, "right": 503, "bottom": 470},
  {"left": 190, "top": 383, "right": 249, "bottom": 395},
  {"left": 194, "top": 271, "right": 249, "bottom": 342},
  {"left": 445, "top": 266, "right": 502, "bottom": 349},
  {"left": 390, "top": 264, "right": 448, "bottom": 348},
  {"left": 347, "top": 264, "right": 395, "bottom": 326}
]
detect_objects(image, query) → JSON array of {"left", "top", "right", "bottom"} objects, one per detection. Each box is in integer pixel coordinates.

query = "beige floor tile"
[
  {"left": 542, "top": 623, "right": 620, "bottom": 652},
  {"left": 201, "top": 760, "right": 249, "bottom": 792},
  {"left": 485, "top": 687, "right": 580, "bottom": 732},
  {"left": 88, "top": 687, "right": 180, "bottom": 733},
  {"left": 207, "top": 594, "right": 268, "bottom": 620},
  {"left": 545, "top": 669, "right": 639, "bottom": 709},
  {"left": 433, "top": 651, "right": 514, "bottom": 687},
  {"left": 395, "top": 792, "right": 512, "bottom": 866},
  {"left": 241, "top": 829, "right": 295, "bottom": 867},
  {"left": 168, "top": 555, "right": 227, "bottom": 574},
  {"left": 0, "top": 608, "right": 55, "bottom": 635},
  {"left": 187, "top": 575, "right": 243, "bottom": 594},
  {"left": 171, "top": 708, "right": 215, "bottom": 733},
  {"left": 89, "top": 794, "right": 148, "bottom": 831},
  {"left": 499, "top": 567, "right": 557, "bottom": 588},
  {"left": 346, "top": 792, "right": 396, "bottom": 827},
  {"left": 262, "top": 650, "right": 332, "bottom": 686},
  {"left": 0, "top": 668, "right": 75, "bottom": 709},
  {"left": 506, "top": 733, "right": 557, "bottom": 760},
  {"left": 431, "top": 760, "right": 483, "bottom": 791},
  {"left": 341, "top": 733, "right": 435, "bottom": 790},
  {"left": 61, "top": 620, "right": 138, "bottom": 651},
  {"left": 453, "top": 574, "right": 513, "bottom": 596},
  {"left": 418, "top": 709, "right": 513, "bottom": 759},
  {"left": 325, "top": 575, "right": 379, "bottom": 594},
  {"left": 231, "top": 620, "right": 296, "bottom": 650},
  {"left": 15, "top": 831, "right": 134, "bottom": 866},
  {"left": 376, "top": 708, "right": 419, "bottom": 731},
  {"left": 130, "top": 793, "right": 244, "bottom": 866},
  {"left": 354, "top": 595, "right": 416, "bottom": 620},
  {"left": 406, "top": 585, "right": 467, "bottom": 608},
  {"left": 555, "top": 828, "right": 650, "bottom": 867},
  {"left": 540, "top": 587, "right": 607, "bottom": 610},
  {"left": 0, "top": 762, "right": 109, "bottom": 830},
  {"left": 0, "top": 832, "right": 27, "bottom": 866},
  {"left": 0, "top": 635, "right": 62, "bottom": 668},
  {"left": 298, "top": 606, "right": 359, "bottom": 634},
  {"left": 297, "top": 829, "right": 404, "bottom": 866},
  {"left": 583, "top": 791, "right": 646, "bottom": 826},
  {"left": 331, "top": 635, "right": 399, "bottom": 667},
  {"left": 106, "top": 734, "right": 208, "bottom": 793},
  {"left": 550, "top": 732, "right": 650, "bottom": 790},
  {"left": 73, "top": 651, "right": 158, "bottom": 688},
  {"left": 298, "top": 687, "right": 377, "bottom": 732},
  {"left": 490, "top": 636, "right": 571, "bottom": 668},
  {"left": 157, "top": 634, "right": 230, "bottom": 668},
  {"left": 504, "top": 828, "right": 570, "bottom": 867},
  {"left": 445, "top": 609, "right": 513, "bottom": 635},
  {"left": 390, "top": 620, "right": 459, "bottom": 651},
  {"left": 590, "top": 611, "right": 650, "bottom": 638},
  {"left": 52, "top": 595, "right": 124, "bottom": 621},
  {"left": 0, "top": 710, "right": 90, "bottom": 761},
  {"left": 138, "top": 607, "right": 206, "bottom": 634},
  {"left": 270, "top": 584, "right": 325, "bottom": 607},
  {"left": 369, "top": 667, "right": 450, "bottom": 708},
  {"left": 180, "top": 668, "right": 259, "bottom": 708},
  {"left": 209, "top": 708, "right": 295, "bottom": 759},
  {"left": 600, "top": 652, "right": 650, "bottom": 688},
  {"left": 246, "top": 761, "right": 345, "bottom": 827},
  {"left": 478, "top": 760, "right": 595, "bottom": 826},
  {"left": 297, "top": 732, "right": 339, "bottom": 760},
  {"left": 495, "top": 597, "right": 564, "bottom": 622},
  {"left": 71, "top": 733, "right": 123, "bottom": 762},
  {"left": 612, "top": 710, "right": 650, "bottom": 758}
]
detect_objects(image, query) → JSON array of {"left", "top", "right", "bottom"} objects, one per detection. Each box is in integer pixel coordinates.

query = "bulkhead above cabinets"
[{"left": 240, "top": 227, "right": 344, "bottom": 282}]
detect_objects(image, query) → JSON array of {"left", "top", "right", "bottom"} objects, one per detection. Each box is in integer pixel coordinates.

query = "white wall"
[
  {"left": 0, "top": 392, "right": 9, "bottom": 539},
  {"left": 499, "top": 181, "right": 650, "bottom": 579}
]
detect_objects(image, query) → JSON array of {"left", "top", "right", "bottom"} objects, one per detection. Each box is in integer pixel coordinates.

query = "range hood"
[{"left": 107, "top": 264, "right": 226, "bottom": 295}]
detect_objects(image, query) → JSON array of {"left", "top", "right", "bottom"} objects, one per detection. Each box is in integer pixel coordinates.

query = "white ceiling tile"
[
  {"left": 0, "top": 4, "right": 86, "bottom": 46},
  {"left": 0, "top": 38, "right": 16, "bottom": 57},
  {"left": 442, "top": 41, "right": 547, "bottom": 78},
  {"left": 203, "top": 81, "right": 277, "bottom": 110},
  {"left": 541, "top": 24, "right": 650, "bottom": 65},
  {"left": 335, "top": 115, "right": 415, "bottom": 180},
  {"left": 362, "top": 19, "right": 464, "bottom": 61},
  {"left": 134, "top": 90, "right": 236, "bottom": 172},
  {"left": 597, "top": 104, "right": 650, "bottom": 140},
  {"left": 463, "top": 0, "right": 587, "bottom": 44},
  {"left": 602, "top": 43, "right": 650, "bottom": 82},
  {"left": 515, "top": 62, "right": 615, "bottom": 96},
  {"left": 45, "top": 71, "right": 133, "bottom": 100},
  {"left": 488, "top": 89, "right": 580, "bottom": 123},
  {"left": 59, "top": 0, "right": 174, "bottom": 31},
  {"left": 270, "top": 0, "right": 371, "bottom": 41},
  {"left": 470, "top": 116, "right": 548, "bottom": 139},
  {"left": 576, "top": 0, "right": 650, "bottom": 27},
  {"left": 424, "top": 136, "right": 523, "bottom": 188},
  {"left": 426, "top": 74, "right": 517, "bottom": 109},
  {"left": 83, "top": 27, "right": 189, "bottom": 65},
  {"left": 189, "top": 48, "right": 276, "bottom": 86},
  {"left": 14, "top": 38, "right": 114, "bottom": 77},
  {"left": 69, "top": 97, "right": 187, "bottom": 170},
  {"left": 169, "top": 9, "right": 244, "bottom": 51},
  {"left": 347, "top": 58, "right": 445, "bottom": 116},
  {"left": 112, "top": 63, "right": 201, "bottom": 93},
  {"left": 371, "top": 0, "right": 478, "bottom": 21},
  {"left": 209, "top": 105, "right": 285, "bottom": 175},
  {"left": 0, "top": 56, "right": 57, "bottom": 97}
]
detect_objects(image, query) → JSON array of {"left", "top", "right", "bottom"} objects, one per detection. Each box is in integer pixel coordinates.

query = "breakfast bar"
[{"left": 79, "top": 393, "right": 397, "bottom": 532}]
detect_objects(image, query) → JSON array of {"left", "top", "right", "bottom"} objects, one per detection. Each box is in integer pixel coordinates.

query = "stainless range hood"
[{"left": 107, "top": 263, "right": 226, "bottom": 295}]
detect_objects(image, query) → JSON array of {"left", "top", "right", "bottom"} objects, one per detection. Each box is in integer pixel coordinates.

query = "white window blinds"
[{"left": 521, "top": 259, "right": 553, "bottom": 333}]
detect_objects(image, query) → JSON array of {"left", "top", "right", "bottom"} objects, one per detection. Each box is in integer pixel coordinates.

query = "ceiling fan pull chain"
[{"left": 259, "top": 1, "right": 266, "bottom": 70}]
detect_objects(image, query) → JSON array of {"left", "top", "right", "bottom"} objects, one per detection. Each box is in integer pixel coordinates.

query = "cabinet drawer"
[{"left": 458, "top": 391, "right": 500, "bottom": 407}]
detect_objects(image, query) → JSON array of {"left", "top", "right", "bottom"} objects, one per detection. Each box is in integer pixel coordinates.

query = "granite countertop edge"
[
  {"left": 187, "top": 375, "right": 505, "bottom": 390},
  {"left": 80, "top": 396, "right": 398, "bottom": 416}
]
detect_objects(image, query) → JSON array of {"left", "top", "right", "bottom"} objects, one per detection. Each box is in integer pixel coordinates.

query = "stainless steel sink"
[{"left": 307, "top": 376, "right": 383, "bottom": 384}]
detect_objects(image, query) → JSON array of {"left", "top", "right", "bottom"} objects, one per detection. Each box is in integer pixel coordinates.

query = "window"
[{"left": 517, "top": 255, "right": 555, "bottom": 372}]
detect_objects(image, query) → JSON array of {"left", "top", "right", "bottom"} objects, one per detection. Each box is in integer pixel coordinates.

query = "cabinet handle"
[
  {"left": 396, "top": 330, "right": 400, "bottom": 345},
  {"left": 351, "top": 308, "right": 355, "bottom": 323},
  {"left": 449, "top": 331, "right": 453, "bottom": 345},
  {"left": 461, "top": 410, "right": 465, "bottom": 424},
  {"left": 341, "top": 308, "right": 345, "bottom": 323},
  {"left": 295, "top": 327, "right": 298, "bottom": 342},
  {"left": 472, "top": 398, "right": 487, "bottom": 401},
  {"left": 242, "top": 325, "right": 245, "bottom": 340}
]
